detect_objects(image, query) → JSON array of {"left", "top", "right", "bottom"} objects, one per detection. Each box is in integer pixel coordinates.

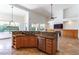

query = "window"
[
  {"left": 0, "top": 21, "right": 19, "bottom": 32},
  {"left": 39, "top": 24, "right": 45, "bottom": 31},
  {"left": 29, "top": 23, "right": 45, "bottom": 31},
  {"left": 30, "top": 24, "right": 39, "bottom": 31}
]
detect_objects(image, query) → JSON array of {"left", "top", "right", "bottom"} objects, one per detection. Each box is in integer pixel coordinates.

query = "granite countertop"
[
  {"left": 40, "top": 35, "right": 55, "bottom": 39},
  {"left": 13, "top": 34, "right": 26, "bottom": 37},
  {"left": 35, "top": 34, "right": 55, "bottom": 39},
  {"left": 12, "top": 31, "right": 56, "bottom": 39},
  {"left": 13, "top": 33, "right": 36, "bottom": 37}
]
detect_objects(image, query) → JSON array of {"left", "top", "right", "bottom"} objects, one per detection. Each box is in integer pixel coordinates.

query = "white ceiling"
[
  {"left": 0, "top": 4, "right": 76, "bottom": 17},
  {"left": 0, "top": 4, "right": 27, "bottom": 16},
  {"left": 21, "top": 4, "right": 74, "bottom": 17},
  {"left": 21, "top": 4, "right": 74, "bottom": 10}
]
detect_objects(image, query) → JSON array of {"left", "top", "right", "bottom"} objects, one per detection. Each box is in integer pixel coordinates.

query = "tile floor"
[
  {"left": 0, "top": 32, "right": 12, "bottom": 39},
  {"left": 0, "top": 37, "right": 79, "bottom": 55},
  {"left": 57, "top": 37, "right": 79, "bottom": 55}
]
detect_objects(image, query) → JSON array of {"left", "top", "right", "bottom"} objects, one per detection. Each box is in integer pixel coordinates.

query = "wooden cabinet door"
[
  {"left": 46, "top": 39, "right": 57, "bottom": 54},
  {"left": 41, "top": 37, "right": 46, "bottom": 52},
  {"left": 38, "top": 37, "right": 46, "bottom": 52},
  {"left": 29, "top": 36, "right": 37, "bottom": 47},
  {"left": 23, "top": 36, "right": 29, "bottom": 47},
  {"left": 38, "top": 37, "right": 42, "bottom": 50},
  {"left": 52, "top": 39, "right": 57, "bottom": 54},
  {"left": 20, "top": 36, "right": 25, "bottom": 48},
  {"left": 46, "top": 39, "right": 52, "bottom": 54},
  {"left": 15, "top": 37, "right": 22, "bottom": 48}
]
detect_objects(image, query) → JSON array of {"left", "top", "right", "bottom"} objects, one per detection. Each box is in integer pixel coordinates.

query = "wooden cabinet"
[
  {"left": 63, "top": 30, "right": 78, "bottom": 39},
  {"left": 37, "top": 37, "right": 57, "bottom": 55},
  {"left": 23, "top": 36, "right": 37, "bottom": 47},
  {"left": 12, "top": 35, "right": 37, "bottom": 48},
  {"left": 46, "top": 39, "right": 53, "bottom": 54},
  {"left": 12, "top": 36, "right": 22, "bottom": 48},
  {"left": 23, "top": 36, "right": 29, "bottom": 47},
  {"left": 38, "top": 37, "right": 46, "bottom": 52},
  {"left": 29, "top": 36, "right": 37, "bottom": 47},
  {"left": 19, "top": 36, "right": 24, "bottom": 48},
  {"left": 12, "top": 31, "right": 57, "bottom": 55},
  {"left": 46, "top": 39, "right": 57, "bottom": 54}
]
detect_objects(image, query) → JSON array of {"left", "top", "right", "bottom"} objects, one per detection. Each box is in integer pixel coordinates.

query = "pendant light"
[
  {"left": 48, "top": 4, "right": 56, "bottom": 23},
  {"left": 50, "top": 4, "right": 56, "bottom": 20},
  {"left": 9, "top": 4, "right": 16, "bottom": 26}
]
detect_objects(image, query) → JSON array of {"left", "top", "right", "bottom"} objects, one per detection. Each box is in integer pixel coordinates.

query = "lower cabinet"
[
  {"left": 29, "top": 36, "right": 37, "bottom": 47},
  {"left": 38, "top": 37, "right": 57, "bottom": 54},
  {"left": 38, "top": 37, "right": 46, "bottom": 52},
  {"left": 46, "top": 39, "right": 53, "bottom": 54},
  {"left": 46, "top": 39, "right": 57, "bottom": 54},
  {"left": 13, "top": 36, "right": 23, "bottom": 48},
  {"left": 12, "top": 36, "right": 37, "bottom": 48},
  {"left": 12, "top": 35, "right": 57, "bottom": 54},
  {"left": 19, "top": 36, "right": 24, "bottom": 48},
  {"left": 23, "top": 36, "right": 29, "bottom": 47}
]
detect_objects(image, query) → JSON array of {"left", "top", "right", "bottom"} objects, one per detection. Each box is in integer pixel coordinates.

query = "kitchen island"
[{"left": 12, "top": 31, "right": 58, "bottom": 55}]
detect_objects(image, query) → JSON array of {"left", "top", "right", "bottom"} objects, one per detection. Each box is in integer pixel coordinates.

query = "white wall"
[
  {"left": 63, "top": 5, "right": 79, "bottom": 38},
  {"left": 29, "top": 11, "right": 48, "bottom": 30},
  {"left": 50, "top": 4, "right": 79, "bottom": 30},
  {"left": 64, "top": 5, "right": 79, "bottom": 19},
  {"left": 63, "top": 5, "right": 79, "bottom": 21},
  {"left": 29, "top": 11, "right": 47, "bottom": 24},
  {"left": 17, "top": 12, "right": 29, "bottom": 31},
  {"left": 63, "top": 5, "right": 79, "bottom": 30},
  {"left": 63, "top": 21, "right": 78, "bottom": 29},
  {"left": 0, "top": 12, "right": 30, "bottom": 31},
  {"left": 53, "top": 9, "right": 63, "bottom": 23},
  {"left": 24, "top": 12, "right": 29, "bottom": 31},
  {"left": 0, "top": 13, "right": 25, "bottom": 23},
  {"left": 48, "top": 9, "right": 63, "bottom": 29}
]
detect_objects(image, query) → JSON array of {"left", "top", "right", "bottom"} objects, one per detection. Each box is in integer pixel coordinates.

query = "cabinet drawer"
[
  {"left": 46, "top": 46, "right": 52, "bottom": 54},
  {"left": 46, "top": 39, "right": 52, "bottom": 42},
  {"left": 46, "top": 41, "right": 52, "bottom": 44},
  {"left": 46, "top": 40, "right": 53, "bottom": 45},
  {"left": 46, "top": 43, "right": 52, "bottom": 47}
]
